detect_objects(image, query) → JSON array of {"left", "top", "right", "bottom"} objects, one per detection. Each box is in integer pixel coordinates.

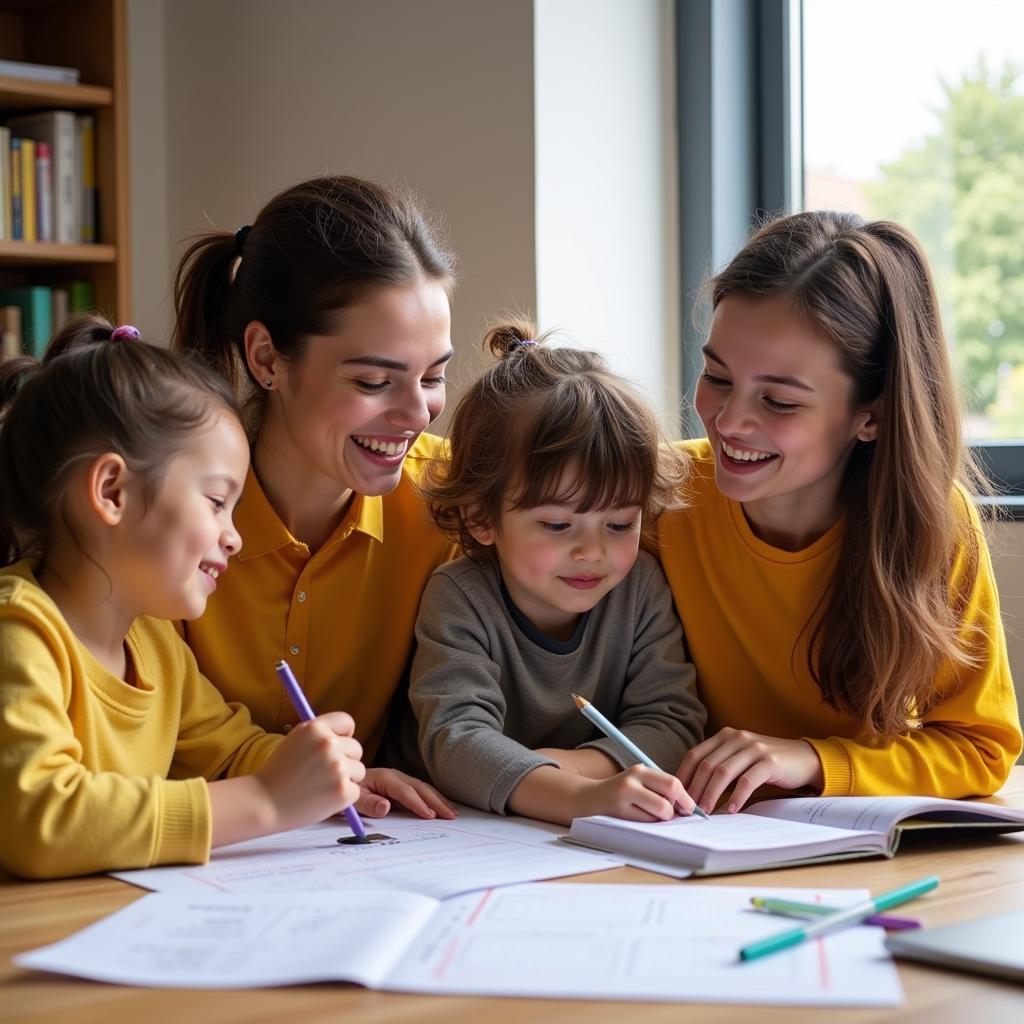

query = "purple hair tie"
[
  {"left": 513, "top": 338, "right": 537, "bottom": 349},
  {"left": 110, "top": 325, "right": 141, "bottom": 343}
]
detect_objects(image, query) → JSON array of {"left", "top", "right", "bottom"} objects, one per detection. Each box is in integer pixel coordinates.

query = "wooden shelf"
[
  {"left": 0, "top": 75, "right": 112, "bottom": 110},
  {"left": 0, "top": 241, "right": 117, "bottom": 265},
  {"left": 0, "top": 0, "right": 128, "bottom": 321}
]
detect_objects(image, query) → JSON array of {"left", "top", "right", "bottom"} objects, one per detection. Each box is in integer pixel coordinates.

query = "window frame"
[{"left": 675, "top": 0, "right": 1024, "bottom": 515}]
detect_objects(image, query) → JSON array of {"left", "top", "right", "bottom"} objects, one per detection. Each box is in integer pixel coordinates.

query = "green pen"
[
  {"left": 750, "top": 896, "right": 921, "bottom": 931},
  {"left": 739, "top": 875, "right": 940, "bottom": 962}
]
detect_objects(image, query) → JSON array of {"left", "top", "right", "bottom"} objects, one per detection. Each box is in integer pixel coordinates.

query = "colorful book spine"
[
  {"left": 0, "top": 305, "right": 23, "bottom": 359},
  {"left": 50, "top": 288, "right": 70, "bottom": 333},
  {"left": 0, "top": 126, "right": 8, "bottom": 240},
  {"left": 35, "top": 142, "right": 54, "bottom": 242},
  {"left": 10, "top": 138, "right": 23, "bottom": 240},
  {"left": 76, "top": 115, "right": 95, "bottom": 243},
  {"left": 68, "top": 280, "right": 94, "bottom": 313},
  {"left": 19, "top": 138, "right": 36, "bottom": 242}
]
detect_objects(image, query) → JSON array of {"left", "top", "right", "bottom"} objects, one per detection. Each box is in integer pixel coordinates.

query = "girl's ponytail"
[{"left": 483, "top": 319, "right": 537, "bottom": 359}]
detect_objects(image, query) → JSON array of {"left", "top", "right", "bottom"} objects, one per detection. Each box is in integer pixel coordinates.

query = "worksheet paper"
[
  {"left": 16, "top": 884, "right": 903, "bottom": 1006},
  {"left": 112, "top": 809, "right": 625, "bottom": 899}
]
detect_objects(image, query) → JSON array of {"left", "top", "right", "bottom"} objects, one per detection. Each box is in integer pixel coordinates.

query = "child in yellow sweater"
[
  {"left": 0, "top": 316, "right": 365, "bottom": 879},
  {"left": 659, "top": 212, "right": 1022, "bottom": 812}
]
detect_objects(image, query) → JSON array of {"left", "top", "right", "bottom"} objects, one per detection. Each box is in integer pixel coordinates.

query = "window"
[
  {"left": 675, "top": 0, "right": 1023, "bottom": 503},
  {"left": 802, "top": 0, "right": 1024, "bottom": 496}
]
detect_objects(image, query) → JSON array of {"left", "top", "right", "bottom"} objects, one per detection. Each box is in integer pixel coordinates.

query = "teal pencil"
[
  {"left": 740, "top": 875, "right": 940, "bottom": 962},
  {"left": 570, "top": 692, "right": 710, "bottom": 819}
]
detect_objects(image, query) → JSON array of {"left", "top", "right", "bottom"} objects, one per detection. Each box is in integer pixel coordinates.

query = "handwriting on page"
[{"left": 112, "top": 819, "right": 622, "bottom": 900}]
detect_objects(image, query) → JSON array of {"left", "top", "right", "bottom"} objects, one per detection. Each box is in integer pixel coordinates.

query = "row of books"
[
  {"left": 0, "top": 282, "right": 95, "bottom": 359},
  {"left": 0, "top": 111, "right": 97, "bottom": 244}
]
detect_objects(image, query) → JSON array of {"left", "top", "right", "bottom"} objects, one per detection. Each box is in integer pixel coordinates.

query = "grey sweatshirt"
[{"left": 404, "top": 549, "right": 706, "bottom": 813}]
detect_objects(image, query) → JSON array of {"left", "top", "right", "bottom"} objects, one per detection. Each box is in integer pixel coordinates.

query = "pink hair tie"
[{"left": 110, "top": 325, "right": 141, "bottom": 342}]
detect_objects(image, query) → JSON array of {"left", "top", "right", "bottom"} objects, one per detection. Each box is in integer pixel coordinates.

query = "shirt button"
[
  {"left": 283, "top": 723, "right": 293, "bottom": 733},
  {"left": 297, "top": 591, "right": 307, "bottom": 603},
  {"left": 289, "top": 644, "right": 300, "bottom": 655}
]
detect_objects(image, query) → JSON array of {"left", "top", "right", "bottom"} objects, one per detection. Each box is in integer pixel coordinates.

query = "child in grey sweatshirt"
[{"left": 401, "top": 320, "right": 707, "bottom": 826}]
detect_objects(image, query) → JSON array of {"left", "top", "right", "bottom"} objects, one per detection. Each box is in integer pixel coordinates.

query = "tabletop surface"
[{"left": 3, "top": 768, "right": 1024, "bottom": 1024}]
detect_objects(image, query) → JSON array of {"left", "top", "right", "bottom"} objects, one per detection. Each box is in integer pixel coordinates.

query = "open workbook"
[
  {"left": 567, "top": 795, "right": 1024, "bottom": 875},
  {"left": 16, "top": 883, "right": 903, "bottom": 1005}
]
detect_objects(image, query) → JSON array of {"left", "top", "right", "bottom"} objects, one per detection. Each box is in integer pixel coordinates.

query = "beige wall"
[
  {"left": 130, "top": 0, "right": 537, "bottom": 395},
  {"left": 991, "top": 522, "right": 1024, "bottom": 688}
]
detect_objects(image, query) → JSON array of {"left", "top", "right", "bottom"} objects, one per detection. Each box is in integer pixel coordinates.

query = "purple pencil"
[{"left": 275, "top": 659, "right": 368, "bottom": 843}]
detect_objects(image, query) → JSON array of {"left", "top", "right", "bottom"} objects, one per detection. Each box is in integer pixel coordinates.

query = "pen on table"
[
  {"left": 275, "top": 659, "right": 369, "bottom": 844},
  {"left": 739, "top": 875, "right": 940, "bottom": 962},
  {"left": 750, "top": 896, "right": 921, "bottom": 931},
  {"left": 570, "top": 692, "right": 710, "bottom": 820}
]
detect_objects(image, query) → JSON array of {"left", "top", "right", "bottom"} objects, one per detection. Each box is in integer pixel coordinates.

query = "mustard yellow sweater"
[
  {"left": 656, "top": 439, "right": 1022, "bottom": 797},
  {"left": 0, "top": 560, "right": 282, "bottom": 879}
]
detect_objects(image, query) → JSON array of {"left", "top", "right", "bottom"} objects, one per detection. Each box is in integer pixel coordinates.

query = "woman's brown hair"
[
  {"left": 423, "top": 318, "right": 689, "bottom": 555},
  {"left": 172, "top": 175, "right": 455, "bottom": 437},
  {"left": 0, "top": 314, "right": 240, "bottom": 567},
  {"left": 710, "top": 210, "right": 985, "bottom": 738}
]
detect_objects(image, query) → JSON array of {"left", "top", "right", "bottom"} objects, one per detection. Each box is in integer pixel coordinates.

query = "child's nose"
[
  {"left": 573, "top": 530, "right": 605, "bottom": 561},
  {"left": 222, "top": 523, "right": 243, "bottom": 557}
]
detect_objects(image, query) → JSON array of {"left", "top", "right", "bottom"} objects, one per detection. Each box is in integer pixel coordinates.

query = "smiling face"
[
  {"left": 695, "top": 294, "right": 878, "bottom": 548},
  {"left": 472, "top": 473, "right": 643, "bottom": 639},
  {"left": 118, "top": 411, "right": 249, "bottom": 621},
  {"left": 257, "top": 279, "right": 453, "bottom": 500}
]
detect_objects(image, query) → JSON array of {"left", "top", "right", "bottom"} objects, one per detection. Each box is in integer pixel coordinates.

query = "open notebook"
[
  {"left": 16, "top": 883, "right": 903, "bottom": 1005},
  {"left": 566, "top": 795, "right": 1024, "bottom": 875}
]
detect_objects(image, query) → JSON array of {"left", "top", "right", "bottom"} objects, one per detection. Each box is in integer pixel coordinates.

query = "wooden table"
[{"left": 4, "top": 770, "right": 1024, "bottom": 1024}]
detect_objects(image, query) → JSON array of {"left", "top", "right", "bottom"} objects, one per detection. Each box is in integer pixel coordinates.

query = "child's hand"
[
  {"left": 676, "top": 728, "right": 825, "bottom": 814},
  {"left": 575, "top": 765, "right": 699, "bottom": 822},
  {"left": 354, "top": 768, "right": 457, "bottom": 820},
  {"left": 255, "top": 712, "right": 366, "bottom": 831}
]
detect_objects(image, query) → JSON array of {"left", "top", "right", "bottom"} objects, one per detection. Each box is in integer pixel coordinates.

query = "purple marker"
[{"left": 274, "top": 659, "right": 368, "bottom": 843}]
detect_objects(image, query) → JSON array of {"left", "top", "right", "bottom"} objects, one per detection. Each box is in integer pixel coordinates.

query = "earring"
[{"left": 263, "top": 379, "right": 273, "bottom": 389}]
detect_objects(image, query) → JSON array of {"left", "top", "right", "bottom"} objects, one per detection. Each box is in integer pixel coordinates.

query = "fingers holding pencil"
[{"left": 571, "top": 693, "right": 708, "bottom": 819}]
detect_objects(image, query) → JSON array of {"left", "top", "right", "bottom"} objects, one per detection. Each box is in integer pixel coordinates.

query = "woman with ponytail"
[
  {"left": 659, "top": 211, "right": 1021, "bottom": 812},
  {"left": 172, "top": 175, "right": 457, "bottom": 821}
]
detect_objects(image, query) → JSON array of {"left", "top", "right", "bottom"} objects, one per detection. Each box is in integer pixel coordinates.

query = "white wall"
[{"left": 534, "top": 0, "right": 680, "bottom": 421}]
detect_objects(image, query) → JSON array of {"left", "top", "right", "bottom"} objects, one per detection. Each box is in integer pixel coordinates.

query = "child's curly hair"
[{"left": 422, "top": 318, "right": 690, "bottom": 555}]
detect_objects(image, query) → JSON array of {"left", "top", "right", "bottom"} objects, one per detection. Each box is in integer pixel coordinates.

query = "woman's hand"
[
  {"left": 676, "top": 728, "right": 825, "bottom": 813},
  {"left": 354, "top": 768, "right": 457, "bottom": 820}
]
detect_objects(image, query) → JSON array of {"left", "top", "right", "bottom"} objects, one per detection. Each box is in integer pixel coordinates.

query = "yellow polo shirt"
[
  {"left": 656, "top": 439, "right": 1021, "bottom": 798},
  {"left": 182, "top": 434, "right": 458, "bottom": 760}
]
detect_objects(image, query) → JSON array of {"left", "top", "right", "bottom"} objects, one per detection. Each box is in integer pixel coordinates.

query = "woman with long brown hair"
[{"left": 660, "top": 210, "right": 1021, "bottom": 812}]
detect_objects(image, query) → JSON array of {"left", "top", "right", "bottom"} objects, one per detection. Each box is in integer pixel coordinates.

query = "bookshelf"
[{"left": 0, "top": 0, "right": 129, "bottom": 324}]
